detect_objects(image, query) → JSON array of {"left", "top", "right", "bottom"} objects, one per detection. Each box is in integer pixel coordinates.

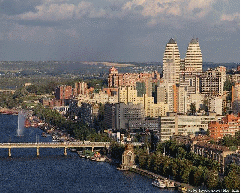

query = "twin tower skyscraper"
[{"left": 163, "top": 38, "right": 202, "bottom": 84}]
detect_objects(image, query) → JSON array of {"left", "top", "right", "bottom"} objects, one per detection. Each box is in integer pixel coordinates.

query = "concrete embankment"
[
  {"left": 0, "top": 108, "right": 18, "bottom": 115},
  {"left": 130, "top": 167, "right": 195, "bottom": 192}
]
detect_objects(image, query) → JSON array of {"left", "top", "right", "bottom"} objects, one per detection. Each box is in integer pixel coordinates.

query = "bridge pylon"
[
  {"left": 37, "top": 147, "right": 40, "bottom": 156},
  {"left": 8, "top": 148, "right": 11, "bottom": 157}
]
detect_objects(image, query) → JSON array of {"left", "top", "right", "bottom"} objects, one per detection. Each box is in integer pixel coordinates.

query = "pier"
[{"left": 0, "top": 142, "right": 110, "bottom": 156}]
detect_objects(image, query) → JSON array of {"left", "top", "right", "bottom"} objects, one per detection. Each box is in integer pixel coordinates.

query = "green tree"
[
  {"left": 110, "top": 142, "right": 125, "bottom": 162},
  {"left": 190, "top": 103, "right": 196, "bottom": 115},
  {"left": 147, "top": 153, "right": 156, "bottom": 172},
  {"left": 139, "top": 153, "right": 148, "bottom": 169},
  {"left": 177, "top": 147, "right": 186, "bottom": 159},
  {"left": 189, "top": 166, "right": 205, "bottom": 186},
  {"left": 204, "top": 169, "right": 219, "bottom": 189},
  {"left": 223, "top": 79, "right": 234, "bottom": 91},
  {"left": 224, "top": 163, "right": 240, "bottom": 191}
]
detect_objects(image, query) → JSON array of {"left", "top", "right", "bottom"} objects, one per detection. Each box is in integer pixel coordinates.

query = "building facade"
[
  {"left": 163, "top": 38, "right": 181, "bottom": 84},
  {"left": 115, "top": 102, "right": 145, "bottom": 130},
  {"left": 184, "top": 38, "right": 202, "bottom": 73},
  {"left": 160, "top": 112, "right": 221, "bottom": 142},
  {"left": 208, "top": 114, "right": 240, "bottom": 139},
  {"left": 55, "top": 85, "right": 73, "bottom": 100}
]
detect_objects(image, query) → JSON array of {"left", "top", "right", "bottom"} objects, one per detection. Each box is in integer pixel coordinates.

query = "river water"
[{"left": 0, "top": 114, "right": 175, "bottom": 193}]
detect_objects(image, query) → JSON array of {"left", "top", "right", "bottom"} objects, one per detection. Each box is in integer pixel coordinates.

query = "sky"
[{"left": 0, "top": 0, "right": 240, "bottom": 63}]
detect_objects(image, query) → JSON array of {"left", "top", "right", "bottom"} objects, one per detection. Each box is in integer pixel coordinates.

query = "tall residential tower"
[
  {"left": 163, "top": 38, "right": 181, "bottom": 84},
  {"left": 185, "top": 38, "right": 202, "bottom": 73}
]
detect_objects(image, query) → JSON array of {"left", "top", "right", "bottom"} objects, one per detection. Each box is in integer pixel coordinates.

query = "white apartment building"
[
  {"left": 160, "top": 112, "right": 222, "bottom": 142},
  {"left": 185, "top": 38, "right": 203, "bottom": 73},
  {"left": 157, "top": 82, "right": 176, "bottom": 112},
  {"left": 210, "top": 96, "right": 223, "bottom": 115},
  {"left": 178, "top": 86, "right": 188, "bottom": 114},
  {"left": 163, "top": 38, "right": 181, "bottom": 84},
  {"left": 118, "top": 86, "right": 169, "bottom": 117}
]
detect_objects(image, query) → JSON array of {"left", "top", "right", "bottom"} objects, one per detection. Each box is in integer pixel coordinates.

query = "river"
[{"left": 0, "top": 114, "right": 176, "bottom": 193}]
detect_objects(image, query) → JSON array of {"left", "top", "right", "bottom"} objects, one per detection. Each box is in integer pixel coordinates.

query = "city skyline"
[{"left": 0, "top": 0, "right": 240, "bottom": 63}]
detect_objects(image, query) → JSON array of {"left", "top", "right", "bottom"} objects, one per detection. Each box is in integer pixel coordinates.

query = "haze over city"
[{"left": 0, "top": 0, "right": 240, "bottom": 63}]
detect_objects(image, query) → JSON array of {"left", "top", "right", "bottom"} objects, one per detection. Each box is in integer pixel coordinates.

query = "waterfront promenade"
[
  {"left": 0, "top": 142, "right": 110, "bottom": 156},
  {"left": 130, "top": 167, "right": 195, "bottom": 192}
]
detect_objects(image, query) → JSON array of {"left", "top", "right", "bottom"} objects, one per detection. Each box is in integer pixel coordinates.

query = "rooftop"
[
  {"left": 190, "top": 38, "right": 199, "bottom": 44},
  {"left": 168, "top": 38, "right": 177, "bottom": 44},
  {"left": 196, "top": 142, "right": 230, "bottom": 152}
]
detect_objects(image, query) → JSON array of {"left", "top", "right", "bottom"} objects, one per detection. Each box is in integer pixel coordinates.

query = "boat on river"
[{"left": 152, "top": 179, "right": 166, "bottom": 188}]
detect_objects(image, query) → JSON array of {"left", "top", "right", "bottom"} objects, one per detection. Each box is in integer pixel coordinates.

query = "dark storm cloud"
[{"left": 0, "top": 0, "right": 41, "bottom": 15}]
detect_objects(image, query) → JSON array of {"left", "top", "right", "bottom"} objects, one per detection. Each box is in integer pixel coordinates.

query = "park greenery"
[
  {"left": 108, "top": 139, "right": 240, "bottom": 190},
  {"left": 109, "top": 142, "right": 125, "bottom": 162},
  {"left": 33, "top": 104, "right": 111, "bottom": 142},
  {"left": 218, "top": 131, "right": 240, "bottom": 148},
  {"left": 133, "top": 140, "right": 240, "bottom": 190},
  {"left": 223, "top": 79, "right": 235, "bottom": 102}
]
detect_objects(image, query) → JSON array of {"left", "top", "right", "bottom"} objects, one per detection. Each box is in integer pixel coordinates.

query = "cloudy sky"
[{"left": 0, "top": 0, "right": 240, "bottom": 63}]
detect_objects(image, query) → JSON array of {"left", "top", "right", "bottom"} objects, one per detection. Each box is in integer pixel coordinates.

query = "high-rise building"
[
  {"left": 163, "top": 38, "right": 181, "bottom": 84},
  {"left": 210, "top": 96, "right": 223, "bottom": 115},
  {"left": 232, "top": 82, "right": 240, "bottom": 114},
  {"left": 200, "top": 67, "right": 225, "bottom": 96},
  {"left": 74, "top": 82, "right": 88, "bottom": 96},
  {"left": 115, "top": 102, "right": 145, "bottom": 130},
  {"left": 157, "top": 82, "right": 176, "bottom": 112},
  {"left": 185, "top": 38, "right": 202, "bottom": 73},
  {"left": 55, "top": 85, "right": 73, "bottom": 100},
  {"left": 104, "top": 103, "right": 116, "bottom": 129},
  {"left": 108, "top": 67, "right": 160, "bottom": 97}
]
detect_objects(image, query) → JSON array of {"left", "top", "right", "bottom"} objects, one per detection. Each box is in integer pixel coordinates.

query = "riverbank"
[
  {"left": 130, "top": 167, "right": 196, "bottom": 192},
  {"left": 0, "top": 113, "right": 161, "bottom": 193},
  {"left": 0, "top": 108, "right": 18, "bottom": 115}
]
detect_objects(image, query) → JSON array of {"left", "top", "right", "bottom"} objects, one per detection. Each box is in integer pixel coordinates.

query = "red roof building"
[{"left": 208, "top": 114, "right": 240, "bottom": 140}]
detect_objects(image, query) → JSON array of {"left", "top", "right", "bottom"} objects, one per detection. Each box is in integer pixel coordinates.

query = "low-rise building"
[
  {"left": 121, "top": 144, "right": 135, "bottom": 169},
  {"left": 193, "top": 142, "right": 236, "bottom": 172},
  {"left": 128, "top": 118, "right": 160, "bottom": 134},
  {"left": 208, "top": 114, "right": 240, "bottom": 140},
  {"left": 160, "top": 112, "right": 221, "bottom": 142}
]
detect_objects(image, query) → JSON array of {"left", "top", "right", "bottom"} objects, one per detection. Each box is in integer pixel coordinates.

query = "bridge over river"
[
  {"left": 0, "top": 142, "right": 143, "bottom": 157},
  {"left": 0, "top": 142, "right": 110, "bottom": 157}
]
